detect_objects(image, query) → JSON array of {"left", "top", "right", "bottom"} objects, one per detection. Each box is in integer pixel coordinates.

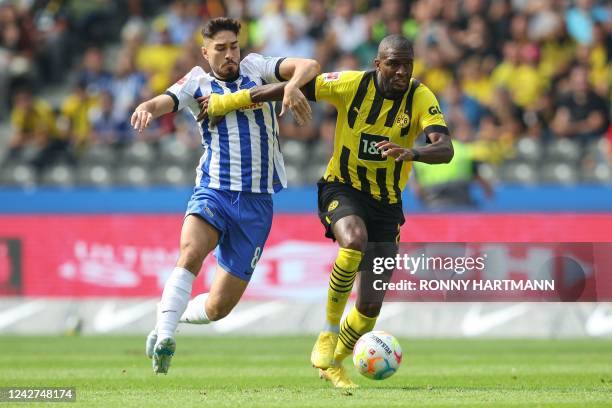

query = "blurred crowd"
[{"left": 1, "top": 0, "right": 611, "bottom": 187}]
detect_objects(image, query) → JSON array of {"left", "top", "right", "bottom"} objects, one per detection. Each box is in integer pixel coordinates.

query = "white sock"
[
  {"left": 156, "top": 267, "right": 196, "bottom": 341},
  {"left": 180, "top": 293, "right": 210, "bottom": 324}
]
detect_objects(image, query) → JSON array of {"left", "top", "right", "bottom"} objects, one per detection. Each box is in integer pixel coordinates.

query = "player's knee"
[
  {"left": 356, "top": 302, "right": 382, "bottom": 318},
  {"left": 205, "top": 300, "right": 235, "bottom": 321},
  {"left": 177, "top": 240, "right": 206, "bottom": 273},
  {"left": 342, "top": 227, "right": 368, "bottom": 253}
]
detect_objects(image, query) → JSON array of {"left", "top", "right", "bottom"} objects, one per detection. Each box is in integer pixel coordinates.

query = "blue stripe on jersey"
[
  {"left": 211, "top": 81, "right": 231, "bottom": 189},
  {"left": 240, "top": 75, "right": 257, "bottom": 89},
  {"left": 267, "top": 101, "right": 282, "bottom": 192},
  {"left": 227, "top": 81, "right": 252, "bottom": 191},
  {"left": 253, "top": 108, "right": 269, "bottom": 192},
  {"left": 200, "top": 117, "right": 212, "bottom": 187},
  {"left": 194, "top": 87, "right": 212, "bottom": 187}
]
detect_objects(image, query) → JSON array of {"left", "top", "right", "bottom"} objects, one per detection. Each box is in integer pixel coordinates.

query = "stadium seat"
[
  {"left": 114, "top": 164, "right": 150, "bottom": 187},
  {"left": 310, "top": 142, "right": 332, "bottom": 166},
  {"left": 545, "top": 139, "right": 581, "bottom": 163},
  {"left": 515, "top": 138, "right": 542, "bottom": 163},
  {"left": 284, "top": 163, "right": 302, "bottom": 185},
  {"left": 121, "top": 141, "right": 155, "bottom": 165},
  {"left": 280, "top": 140, "right": 308, "bottom": 167},
  {"left": 158, "top": 138, "right": 190, "bottom": 165},
  {"left": 76, "top": 164, "right": 113, "bottom": 187},
  {"left": 585, "top": 137, "right": 609, "bottom": 156},
  {"left": 581, "top": 162, "right": 612, "bottom": 184},
  {"left": 476, "top": 162, "right": 499, "bottom": 184},
  {"left": 80, "top": 144, "right": 116, "bottom": 166},
  {"left": 540, "top": 162, "right": 578, "bottom": 185},
  {"left": 188, "top": 147, "right": 205, "bottom": 170},
  {"left": 40, "top": 163, "right": 75, "bottom": 187},
  {"left": 499, "top": 161, "right": 538, "bottom": 185},
  {"left": 0, "top": 163, "right": 36, "bottom": 187},
  {"left": 304, "top": 163, "right": 328, "bottom": 184},
  {"left": 152, "top": 164, "right": 191, "bottom": 186}
]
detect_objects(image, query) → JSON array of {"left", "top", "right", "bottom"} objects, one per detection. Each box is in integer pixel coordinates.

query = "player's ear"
[
  {"left": 374, "top": 58, "right": 380, "bottom": 70},
  {"left": 201, "top": 46, "right": 208, "bottom": 61}
]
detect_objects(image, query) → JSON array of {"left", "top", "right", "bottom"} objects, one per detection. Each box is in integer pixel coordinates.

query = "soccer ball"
[{"left": 352, "top": 331, "right": 402, "bottom": 380}]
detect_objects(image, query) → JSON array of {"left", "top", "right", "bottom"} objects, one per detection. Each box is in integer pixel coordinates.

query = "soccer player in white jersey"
[{"left": 130, "top": 17, "right": 319, "bottom": 374}]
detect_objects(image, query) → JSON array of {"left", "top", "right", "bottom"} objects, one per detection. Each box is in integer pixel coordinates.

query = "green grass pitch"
[{"left": 0, "top": 336, "right": 611, "bottom": 407}]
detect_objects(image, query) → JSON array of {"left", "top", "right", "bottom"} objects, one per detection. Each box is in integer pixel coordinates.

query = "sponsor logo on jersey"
[
  {"left": 323, "top": 72, "right": 340, "bottom": 82},
  {"left": 239, "top": 102, "right": 265, "bottom": 111},
  {"left": 428, "top": 105, "right": 441, "bottom": 115},
  {"left": 328, "top": 200, "right": 339, "bottom": 211}
]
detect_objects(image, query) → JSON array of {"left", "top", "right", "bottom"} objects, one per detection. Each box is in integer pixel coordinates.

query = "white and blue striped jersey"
[{"left": 166, "top": 53, "right": 287, "bottom": 194}]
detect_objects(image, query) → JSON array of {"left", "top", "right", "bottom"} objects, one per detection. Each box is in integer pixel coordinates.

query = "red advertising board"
[{"left": 0, "top": 214, "right": 610, "bottom": 299}]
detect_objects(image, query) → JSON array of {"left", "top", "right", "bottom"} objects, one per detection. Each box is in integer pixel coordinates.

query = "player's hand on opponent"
[
  {"left": 131, "top": 110, "right": 153, "bottom": 133},
  {"left": 376, "top": 141, "right": 416, "bottom": 162},
  {"left": 280, "top": 83, "right": 312, "bottom": 127},
  {"left": 196, "top": 95, "right": 223, "bottom": 126}
]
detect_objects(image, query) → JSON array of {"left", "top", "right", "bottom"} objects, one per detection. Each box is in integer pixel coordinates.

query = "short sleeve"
[
  {"left": 314, "top": 71, "right": 364, "bottom": 109},
  {"left": 166, "top": 66, "right": 204, "bottom": 112},
  {"left": 241, "top": 53, "right": 286, "bottom": 84},
  {"left": 413, "top": 84, "right": 448, "bottom": 134}
]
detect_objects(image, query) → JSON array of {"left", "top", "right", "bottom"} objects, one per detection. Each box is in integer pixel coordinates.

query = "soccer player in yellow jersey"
[{"left": 199, "top": 34, "right": 453, "bottom": 388}]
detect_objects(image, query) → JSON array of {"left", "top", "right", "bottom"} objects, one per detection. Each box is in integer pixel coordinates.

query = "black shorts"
[{"left": 317, "top": 179, "right": 405, "bottom": 243}]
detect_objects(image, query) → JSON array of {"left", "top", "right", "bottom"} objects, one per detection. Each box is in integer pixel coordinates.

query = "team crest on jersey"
[
  {"left": 396, "top": 113, "right": 410, "bottom": 128},
  {"left": 328, "top": 200, "right": 339, "bottom": 211},
  {"left": 323, "top": 72, "right": 340, "bottom": 82}
]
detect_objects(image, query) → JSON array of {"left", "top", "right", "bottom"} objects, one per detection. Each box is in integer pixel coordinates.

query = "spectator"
[
  {"left": 108, "top": 50, "right": 147, "bottom": 128},
  {"left": 262, "top": 16, "right": 315, "bottom": 58},
  {"left": 328, "top": 0, "right": 368, "bottom": 54},
  {"left": 440, "top": 79, "right": 485, "bottom": 131},
  {"left": 565, "top": 0, "right": 608, "bottom": 45},
  {"left": 551, "top": 65, "right": 609, "bottom": 144},
  {"left": 5, "top": 87, "right": 70, "bottom": 171},
  {"left": 135, "top": 20, "right": 182, "bottom": 94},
  {"left": 89, "top": 90, "right": 132, "bottom": 148},
  {"left": 57, "top": 80, "right": 99, "bottom": 151},
  {"left": 413, "top": 119, "right": 494, "bottom": 210},
  {"left": 76, "top": 47, "right": 113, "bottom": 96},
  {"left": 157, "top": 1, "right": 200, "bottom": 45}
]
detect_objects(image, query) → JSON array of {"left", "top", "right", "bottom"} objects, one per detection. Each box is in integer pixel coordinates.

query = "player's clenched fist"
[{"left": 131, "top": 110, "right": 153, "bottom": 132}]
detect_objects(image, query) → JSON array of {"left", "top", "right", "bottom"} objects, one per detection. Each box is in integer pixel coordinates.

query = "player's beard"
[
  {"left": 216, "top": 62, "right": 239, "bottom": 82},
  {"left": 377, "top": 72, "right": 408, "bottom": 99}
]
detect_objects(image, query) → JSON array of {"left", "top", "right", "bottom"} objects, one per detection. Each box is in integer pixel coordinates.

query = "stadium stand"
[{"left": 0, "top": 0, "right": 610, "bottom": 188}]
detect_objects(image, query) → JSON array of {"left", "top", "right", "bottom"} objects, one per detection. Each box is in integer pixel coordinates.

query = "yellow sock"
[
  {"left": 325, "top": 248, "right": 362, "bottom": 331},
  {"left": 334, "top": 306, "right": 378, "bottom": 363}
]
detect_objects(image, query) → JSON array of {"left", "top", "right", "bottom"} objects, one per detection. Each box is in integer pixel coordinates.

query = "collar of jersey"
[{"left": 211, "top": 70, "right": 241, "bottom": 84}]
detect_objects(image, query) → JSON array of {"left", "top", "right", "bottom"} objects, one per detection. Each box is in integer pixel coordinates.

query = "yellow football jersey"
[{"left": 313, "top": 70, "right": 448, "bottom": 204}]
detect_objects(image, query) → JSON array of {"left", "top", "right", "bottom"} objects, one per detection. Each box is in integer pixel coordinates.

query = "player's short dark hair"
[
  {"left": 201, "top": 17, "right": 241, "bottom": 39},
  {"left": 378, "top": 34, "right": 414, "bottom": 56}
]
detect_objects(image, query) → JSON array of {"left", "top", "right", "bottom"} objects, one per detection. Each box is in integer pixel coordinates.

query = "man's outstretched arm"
[
  {"left": 197, "top": 80, "right": 315, "bottom": 125},
  {"left": 375, "top": 132, "right": 454, "bottom": 164},
  {"left": 131, "top": 94, "right": 176, "bottom": 132}
]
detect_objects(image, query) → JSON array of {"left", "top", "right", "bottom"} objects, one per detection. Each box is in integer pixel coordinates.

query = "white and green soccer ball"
[{"left": 352, "top": 331, "right": 402, "bottom": 380}]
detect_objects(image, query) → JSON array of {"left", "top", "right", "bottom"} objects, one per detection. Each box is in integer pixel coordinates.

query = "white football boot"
[{"left": 152, "top": 337, "right": 176, "bottom": 374}]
